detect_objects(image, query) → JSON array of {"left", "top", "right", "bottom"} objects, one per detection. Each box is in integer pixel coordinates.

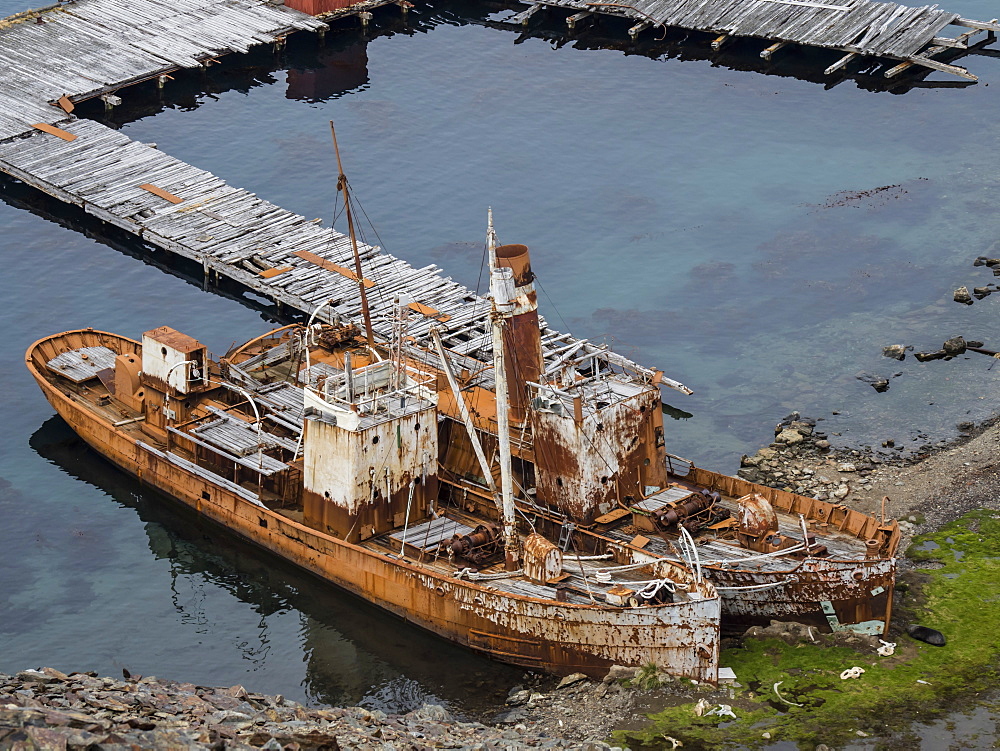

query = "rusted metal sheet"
[
  {"left": 533, "top": 382, "right": 666, "bottom": 524},
  {"left": 292, "top": 249, "right": 375, "bottom": 288},
  {"left": 707, "top": 557, "right": 896, "bottom": 635},
  {"left": 494, "top": 244, "right": 543, "bottom": 423},
  {"left": 31, "top": 123, "right": 77, "bottom": 141},
  {"left": 139, "top": 183, "right": 183, "bottom": 204},
  {"left": 523, "top": 532, "right": 563, "bottom": 583}
]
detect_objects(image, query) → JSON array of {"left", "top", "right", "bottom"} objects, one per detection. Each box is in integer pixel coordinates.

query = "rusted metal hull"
[
  {"left": 675, "top": 464, "right": 900, "bottom": 634},
  {"left": 27, "top": 330, "right": 721, "bottom": 683},
  {"left": 708, "top": 558, "right": 895, "bottom": 634}
]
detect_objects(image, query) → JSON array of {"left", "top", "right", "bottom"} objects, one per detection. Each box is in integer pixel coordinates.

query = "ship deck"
[{"left": 359, "top": 506, "right": 703, "bottom": 608}]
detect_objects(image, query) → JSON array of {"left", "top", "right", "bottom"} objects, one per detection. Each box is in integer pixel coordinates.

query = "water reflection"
[{"left": 28, "top": 415, "right": 521, "bottom": 716}]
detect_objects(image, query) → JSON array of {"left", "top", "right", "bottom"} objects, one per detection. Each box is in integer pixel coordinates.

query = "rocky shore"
[
  {"left": 0, "top": 667, "right": 642, "bottom": 750},
  {"left": 735, "top": 410, "right": 1000, "bottom": 535}
]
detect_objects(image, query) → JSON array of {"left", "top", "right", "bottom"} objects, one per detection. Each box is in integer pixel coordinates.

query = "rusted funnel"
[{"left": 496, "top": 244, "right": 543, "bottom": 422}]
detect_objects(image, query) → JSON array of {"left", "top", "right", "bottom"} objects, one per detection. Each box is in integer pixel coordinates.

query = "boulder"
[
  {"left": 882, "top": 344, "right": 907, "bottom": 361},
  {"left": 954, "top": 287, "right": 973, "bottom": 305},
  {"left": 775, "top": 429, "right": 804, "bottom": 445},
  {"left": 556, "top": 673, "right": 588, "bottom": 690},
  {"left": 602, "top": 665, "right": 639, "bottom": 684},
  {"left": 942, "top": 336, "right": 967, "bottom": 356}
]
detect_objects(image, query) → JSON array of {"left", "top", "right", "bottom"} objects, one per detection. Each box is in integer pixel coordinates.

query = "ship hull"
[
  {"left": 707, "top": 558, "right": 895, "bottom": 634},
  {"left": 27, "top": 331, "right": 721, "bottom": 682},
  {"left": 676, "top": 465, "right": 898, "bottom": 634}
]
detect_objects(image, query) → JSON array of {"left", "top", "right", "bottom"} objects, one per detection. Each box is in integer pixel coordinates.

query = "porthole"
[
  {"left": 160, "top": 347, "right": 167, "bottom": 357},
  {"left": 372, "top": 435, "right": 380, "bottom": 445}
]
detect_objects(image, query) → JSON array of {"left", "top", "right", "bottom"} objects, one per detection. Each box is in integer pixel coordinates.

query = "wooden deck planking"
[
  {"left": 535, "top": 0, "right": 979, "bottom": 63},
  {"left": 0, "top": 115, "right": 631, "bottom": 375}
]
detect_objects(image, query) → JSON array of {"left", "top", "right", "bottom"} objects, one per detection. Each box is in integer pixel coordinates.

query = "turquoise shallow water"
[{"left": 2, "top": 0, "right": 1000, "bottom": 723}]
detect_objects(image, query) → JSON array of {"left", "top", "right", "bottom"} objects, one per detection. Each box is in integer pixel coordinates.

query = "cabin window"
[
  {"left": 372, "top": 436, "right": 380, "bottom": 445},
  {"left": 259, "top": 518, "right": 268, "bottom": 529},
  {"left": 160, "top": 347, "right": 167, "bottom": 357},
  {"left": 414, "top": 423, "right": 421, "bottom": 432},
  {"left": 201, "top": 490, "right": 210, "bottom": 501},
  {"left": 643, "top": 458, "right": 650, "bottom": 466},
  {"left": 556, "top": 477, "right": 564, "bottom": 487}
]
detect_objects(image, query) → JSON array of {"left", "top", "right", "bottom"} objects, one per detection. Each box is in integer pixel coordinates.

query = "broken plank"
[
  {"left": 139, "top": 183, "right": 184, "bottom": 204},
  {"left": 292, "top": 249, "right": 375, "bottom": 288}
]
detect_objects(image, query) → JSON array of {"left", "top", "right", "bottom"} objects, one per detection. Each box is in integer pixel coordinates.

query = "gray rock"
[
  {"left": 407, "top": 704, "right": 452, "bottom": 722},
  {"left": 954, "top": 287, "right": 973, "bottom": 305},
  {"left": 557, "top": 673, "right": 588, "bottom": 690},
  {"left": 602, "top": 665, "right": 639, "bottom": 683},
  {"left": 775, "top": 429, "right": 804, "bottom": 445},
  {"left": 942, "top": 336, "right": 967, "bottom": 356},
  {"left": 505, "top": 689, "right": 531, "bottom": 706},
  {"left": 882, "top": 344, "right": 907, "bottom": 361}
]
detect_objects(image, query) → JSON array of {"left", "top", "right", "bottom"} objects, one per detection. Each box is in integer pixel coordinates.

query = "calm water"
[{"left": 2, "top": 0, "right": 1000, "bottom": 731}]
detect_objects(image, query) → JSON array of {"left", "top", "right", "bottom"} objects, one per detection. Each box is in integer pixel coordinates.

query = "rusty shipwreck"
[
  {"left": 27, "top": 125, "right": 900, "bottom": 669},
  {"left": 25, "top": 209, "right": 730, "bottom": 682}
]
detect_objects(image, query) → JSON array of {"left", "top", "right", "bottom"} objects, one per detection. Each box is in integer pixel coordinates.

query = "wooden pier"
[{"left": 511, "top": 0, "right": 998, "bottom": 81}]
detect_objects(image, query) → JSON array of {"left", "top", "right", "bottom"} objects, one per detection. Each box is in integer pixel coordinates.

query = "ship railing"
[{"left": 665, "top": 452, "right": 694, "bottom": 477}]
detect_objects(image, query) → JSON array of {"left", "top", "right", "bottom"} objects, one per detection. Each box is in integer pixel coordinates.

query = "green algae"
[{"left": 615, "top": 509, "right": 1000, "bottom": 749}]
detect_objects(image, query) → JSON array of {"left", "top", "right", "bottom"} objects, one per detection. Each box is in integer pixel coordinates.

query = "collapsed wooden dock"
[{"left": 511, "top": 0, "right": 998, "bottom": 81}]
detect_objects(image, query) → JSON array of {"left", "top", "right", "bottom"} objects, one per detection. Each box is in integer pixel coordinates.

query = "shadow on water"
[{"left": 27, "top": 415, "right": 522, "bottom": 717}]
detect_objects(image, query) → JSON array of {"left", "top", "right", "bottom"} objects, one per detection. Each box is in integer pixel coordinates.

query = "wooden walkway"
[
  {"left": 0, "top": 0, "right": 328, "bottom": 141},
  {"left": 512, "top": 0, "right": 998, "bottom": 80}
]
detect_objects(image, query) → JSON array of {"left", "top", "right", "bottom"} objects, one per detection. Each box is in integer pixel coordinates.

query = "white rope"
[
  {"left": 713, "top": 577, "right": 792, "bottom": 592},
  {"left": 773, "top": 681, "right": 803, "bottom": 707},
  {"left": 705, "top": 543, "right": 806, "bottom": 566},
  {"left": 679, "top": 526, "right": 702, "bottom": 583},
  {"left": 453, "top": 567, "right": 524, "bottom": 581},
  {"left": 564, "top": 553, "right": 615, "bottom": 561},
  {"left": 592, "top": 577, "right": 690, "bottom": 589},
  {"left": 637, "top": 579, "right": 676, "bottom": 599}
]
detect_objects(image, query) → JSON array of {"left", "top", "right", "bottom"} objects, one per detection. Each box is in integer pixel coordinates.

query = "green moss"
[{"left": 614, "top": 509, "right": 1000, "bottom": 749}]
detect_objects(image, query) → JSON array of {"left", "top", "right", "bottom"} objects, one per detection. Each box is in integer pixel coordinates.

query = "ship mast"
[
  {"left": 488, "top": 208, "right": 521, "bottom": 571},
  {"left": 330, "top": 121, "right": 375, "bottom": 349}
]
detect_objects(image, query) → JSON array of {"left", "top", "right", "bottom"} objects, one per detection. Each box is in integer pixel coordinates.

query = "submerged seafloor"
[{"left": 1, "top": 0, "right": 1000, "bottom": 743}]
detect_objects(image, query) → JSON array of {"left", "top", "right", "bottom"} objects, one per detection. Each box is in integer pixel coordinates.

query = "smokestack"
[{"left": 495, "top": 244, "right": 543, "bottom": 422}]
